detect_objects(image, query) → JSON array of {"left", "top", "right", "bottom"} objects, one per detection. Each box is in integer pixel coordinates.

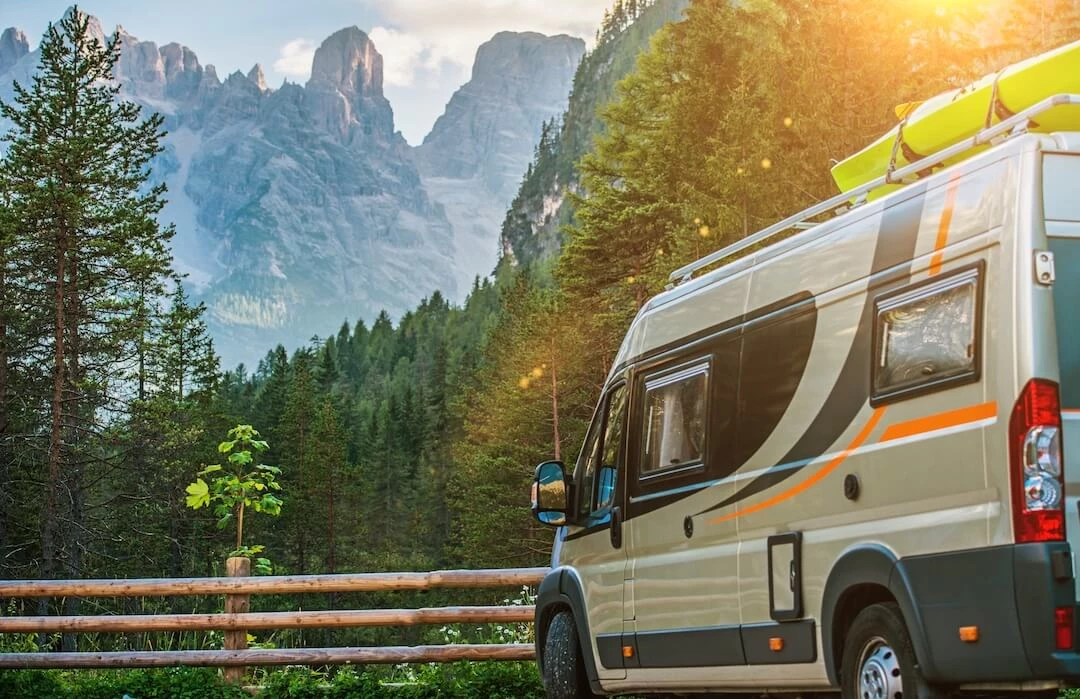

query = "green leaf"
[
  {"left": 215, "top": 513, "right": 233, "bottom": 530},
  {"left": 184, "top": 479, "right": 210, "bottom": 509},
  {"left": 198, "top": 464, "right": 222, "bottom": 475},
  {"left": 251, "top": 440, "right": 270, "bottom": 451},
  {"left": 255, "top": 464, "right": 281, "bottom": 474},
  {"left": 229, "top": 451, "right": 253, "bottom": 465},
  {"left": 218, "top": 440, "right": 236, "bottom": 454}
]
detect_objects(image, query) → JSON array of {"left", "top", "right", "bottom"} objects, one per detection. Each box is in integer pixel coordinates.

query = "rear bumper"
[{"left": 899, "top": 541, "right": 1080, "bottom": 684}]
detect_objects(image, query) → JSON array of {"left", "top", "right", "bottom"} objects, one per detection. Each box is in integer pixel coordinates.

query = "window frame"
[
  {"left": 870, "top": 262, "right": 985, "bottom": 407},
  {"left": 574, "top": 381, "right": 627, "bottom": 524},
  {"left": 633, "top": 356, "right": 711, "bottom": 493}
]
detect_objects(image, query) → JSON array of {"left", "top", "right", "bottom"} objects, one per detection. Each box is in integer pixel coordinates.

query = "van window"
[
  {"left": 1049, "top": 238, "right": 1080, "bottom": 408},
  {"left": 872, "top": 266, "right": 981, "bottom": 404},
  {"left": 596, "top": 385, "right": 627, "bottom": 510},
  {"left": 641, "top": 363, "right": 708, "bottom": 476},
  {"left": 576, "top": 383, "right": 627, "bottom": 519},
  {"left": 575, "top": 421, "right": 602, "bottom": 519}
]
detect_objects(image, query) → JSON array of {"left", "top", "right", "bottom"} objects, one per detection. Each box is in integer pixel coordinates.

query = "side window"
[
  {"left": 575, "top": 383, "right": 627, "bottom": 519},
  {"left": 575, "top": 424, "right": 602, "bottom": 519},
  {"left": 872, "top": 265, "right": 982, "bottom": 405},
  {"left": 596, "top": 385, "right": 627, "bottom": 511},
  {"left": 640, "top": 362, "right": 709, "bottom": 478}
]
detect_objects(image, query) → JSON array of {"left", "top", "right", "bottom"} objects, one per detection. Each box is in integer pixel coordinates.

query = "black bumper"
[{"left": 899, "top": 541, "right": 1080, "bottom": 684}]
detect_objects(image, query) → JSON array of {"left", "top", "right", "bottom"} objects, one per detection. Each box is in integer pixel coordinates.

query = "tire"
[
  {"left": 542, "top": 609, "right": 600, "bottom": 699},
  {"left": 840, "top": 602, "right": 949, "bottom": 699}
]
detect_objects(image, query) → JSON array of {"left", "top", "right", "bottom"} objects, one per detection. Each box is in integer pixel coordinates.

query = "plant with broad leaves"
[{"left": 185, "top": 425, "right": 283, "bottom": 573}]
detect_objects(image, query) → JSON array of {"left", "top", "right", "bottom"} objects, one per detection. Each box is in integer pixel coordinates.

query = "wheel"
[
  {"left": 840, "top": 602, "right": 949, "bottom": 699},
  {"left": 542, "top": 609, "right": 600, "bottom": 699}
]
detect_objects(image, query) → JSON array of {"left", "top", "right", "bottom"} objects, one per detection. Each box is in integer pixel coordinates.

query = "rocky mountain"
[
  {"left": 0, "top": 11, "right": 582, "bottom": 366},
  {"left": 500, "top": 0, "right": 688, "bottom": 269},
  {"left": 0, "top": 28, "right": 29, "bottom": 75},
  {"left": 412, "top": 31, "right": 584, "bottom": 294}
]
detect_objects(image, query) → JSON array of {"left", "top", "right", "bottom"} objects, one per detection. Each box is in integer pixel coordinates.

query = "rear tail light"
[
  {"left": 1009, "top": 379, "right": 1065, "bottom": 542},
  {"left": 1056, "top": 607, "right": 1074, "bottom": 651}
]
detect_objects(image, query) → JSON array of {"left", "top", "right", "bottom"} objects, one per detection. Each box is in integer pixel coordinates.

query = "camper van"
[{"left": 530, "top": 94, "right": 1080, "bottom": 698}]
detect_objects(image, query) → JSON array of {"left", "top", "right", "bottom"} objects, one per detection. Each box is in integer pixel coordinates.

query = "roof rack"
[{"left": 668, "top": 93, "right": 1080, "bottom": 287}]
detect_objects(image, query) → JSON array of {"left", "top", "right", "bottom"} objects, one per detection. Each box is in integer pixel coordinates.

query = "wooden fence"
[{"left": 0, "top": 565, "right": 548, "bottom": 680}]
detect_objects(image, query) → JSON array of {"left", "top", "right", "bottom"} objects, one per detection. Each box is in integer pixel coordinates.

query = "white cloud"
[
  {"left": 273, "top": 38, "right": 317, "bottom": 80},
  {"left": 368, "top": 27, "right": 431, "bottom": 87},
  {"left": 364, "top": 0, "right": 611, "bottom": 86}
]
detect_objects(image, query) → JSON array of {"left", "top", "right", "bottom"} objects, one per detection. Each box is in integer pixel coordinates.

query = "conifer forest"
[{"left": 1, "top": 0, "right": 1079, "bottom": 683}]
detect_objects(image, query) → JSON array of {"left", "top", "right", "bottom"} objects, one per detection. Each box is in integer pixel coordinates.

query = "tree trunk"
[
  {"left": 297, "top": 423, "right": 307, "bottom": 575},
  {"left": 60, "top": 243, "right": 84, "bottom": 652},
  {"left": 327, "top": 472, "right": 336, "bottom": 574},
  {"left": 0, "top": 255, "right": 9, "bottom": 556},
  {"left": 42, "top": 229, "right": 67, "bottom": 584},
  {"left": 549, "top": 334, "right": 561, "bottom": 461}
]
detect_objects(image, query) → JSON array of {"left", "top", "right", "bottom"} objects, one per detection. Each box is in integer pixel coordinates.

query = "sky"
[{"left": 2, "top": 0, "right": 612, "bottom": 144}]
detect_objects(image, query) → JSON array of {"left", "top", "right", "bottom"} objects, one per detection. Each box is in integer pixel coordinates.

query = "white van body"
[{"left": 532, "top": 98, "right": 1080, "bottom": 697}]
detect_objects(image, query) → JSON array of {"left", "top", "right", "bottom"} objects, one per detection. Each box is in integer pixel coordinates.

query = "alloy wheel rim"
[{"left": 857, "top": 636, "right": 903, "bottom": 699}]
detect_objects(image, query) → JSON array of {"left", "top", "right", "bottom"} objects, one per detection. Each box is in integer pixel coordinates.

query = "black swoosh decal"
[{"left": 696, "top": 184, "right": 929, "bottom": 515}]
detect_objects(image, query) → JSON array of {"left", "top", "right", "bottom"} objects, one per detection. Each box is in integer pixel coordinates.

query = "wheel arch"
[
  {"left": 821, "top": 544, "right": 936, "bottom": 685},
  {"left": 534, "top": 567, "right": 604, "bottom": 695}
]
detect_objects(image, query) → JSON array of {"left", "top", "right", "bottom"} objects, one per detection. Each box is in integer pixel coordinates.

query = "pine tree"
[
  {"left": 0, "top": 8, "right": 174, "bottom": 598},
  {"left": 278, "top": 351, "right": 318, "bottom": 573},
  {"left": 309, "top": 398, "right": 346, "bottom": 572},
  {"left": 151, "top": 285, "right": 218, "bottom": 402}
]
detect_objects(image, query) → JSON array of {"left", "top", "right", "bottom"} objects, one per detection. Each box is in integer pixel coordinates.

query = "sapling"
[{"left": 186, "top": 425, "right": 283, "bottom": 574}]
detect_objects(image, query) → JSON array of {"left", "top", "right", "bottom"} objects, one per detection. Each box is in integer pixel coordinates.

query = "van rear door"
[{"left": 1043, "top": 152, "right": 1080, "bottom": 590}]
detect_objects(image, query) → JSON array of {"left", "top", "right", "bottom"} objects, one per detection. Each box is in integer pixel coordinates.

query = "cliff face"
[
  {"left": 0, "top": 13, "right": 583, "bottom": 366},
  {"left": 412, "top": 32, "right": 584, "bottom": 293},
  {"left": 499, "top": 0, "right": 689, "bottom": 269}
]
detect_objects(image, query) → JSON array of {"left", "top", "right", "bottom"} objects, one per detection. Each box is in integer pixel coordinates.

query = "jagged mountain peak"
[
  {"left": 1, "top": 16, "right": 585, "bottom": 366},
  {"left": 0, "top": 28, "right": 29, "bottom": 75},
  {"left": 415, "top": 31, "right": 584, "bottom": 197},
  {"left": 247, "top": 63, "right": 268, "bottom": 91},
  {"left": 471, "top": 31, "right": 583, "bottom": 81},
  {"left": 309, "top": 26, "right": 382, "bottom": 96},
  {"left": 60, "top": 6, "right": 107, "bottom": 44}
]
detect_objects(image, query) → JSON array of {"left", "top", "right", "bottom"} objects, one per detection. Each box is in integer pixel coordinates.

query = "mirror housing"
[{"left": 531, "top": 460, "right": 570, "bottom": 527}]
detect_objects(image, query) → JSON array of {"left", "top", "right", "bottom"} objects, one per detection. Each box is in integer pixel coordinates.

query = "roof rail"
[{"left": 668, "top": 93, "right": 1080, "bottom": 287}]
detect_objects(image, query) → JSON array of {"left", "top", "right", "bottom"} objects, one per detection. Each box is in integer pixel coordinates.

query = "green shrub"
[
  {"left": 0, "top": 668, "right": 248, "bottom": 699},
  {"left": 259, "top": 662, "right": 543, "bottom": 698}
]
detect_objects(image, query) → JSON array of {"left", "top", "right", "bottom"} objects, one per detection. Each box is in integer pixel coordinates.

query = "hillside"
[{"left": 499, "top": 0, "right": 689, "bottom": 268}]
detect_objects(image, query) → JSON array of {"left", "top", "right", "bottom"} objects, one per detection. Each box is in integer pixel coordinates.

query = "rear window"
[{"left": 1049, "top": 237, "right": 1080, "bottom": 409}]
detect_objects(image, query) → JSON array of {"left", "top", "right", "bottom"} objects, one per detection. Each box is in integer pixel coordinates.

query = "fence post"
[{"left": 224, "top": 557, "right": 250, "bottom": 684}]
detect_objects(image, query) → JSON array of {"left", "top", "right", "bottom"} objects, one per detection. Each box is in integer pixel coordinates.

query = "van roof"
[{"left": 610, "top": 129, "right": 1076, "bottom": 378}]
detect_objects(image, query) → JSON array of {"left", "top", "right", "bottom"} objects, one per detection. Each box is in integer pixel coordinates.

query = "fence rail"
[
  {"left": 0, "top": 567, "right": 548, "bottom": 597},
  {"left": 0, "top": 566, "right": 549, "bottom": 676}
]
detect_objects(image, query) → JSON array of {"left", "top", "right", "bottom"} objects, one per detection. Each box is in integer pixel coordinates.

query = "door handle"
[{"left": 610, "top": 506, "right": 623, "bottom": 549}]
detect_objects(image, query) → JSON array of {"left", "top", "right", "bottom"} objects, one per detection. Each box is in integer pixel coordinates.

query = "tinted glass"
[
  {"left": 575, "top": 423, "right": 602, "bottom": 519},
  {"left": 1050, "top": 237, "right": 1080, "bottom": 408},
  {"left": 596, "top": 384, "right": 627, "bottom": 510},
  {"left": 641, "top": 367, "right": 708, "bottom": 475}
]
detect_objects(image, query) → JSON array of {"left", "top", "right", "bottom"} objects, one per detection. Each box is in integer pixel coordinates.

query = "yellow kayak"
[{"left": 831, "top": 39, "right": 1080, "bottom": 198}]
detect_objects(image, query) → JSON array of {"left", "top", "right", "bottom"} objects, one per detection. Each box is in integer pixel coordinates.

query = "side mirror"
[{"left": 531, "top": 460, "right": 569, "bottom": 527}]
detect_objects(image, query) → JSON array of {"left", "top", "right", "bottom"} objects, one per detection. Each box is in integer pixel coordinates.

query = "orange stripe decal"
[
  {"left": 928, "top": 173, "right": 960, "bottom": 276},
  {"left": 879, "top": 401, "right": 997, "bottom": 443},
  {"left": 707, "top": 407, "right": 886, "bottom": 525}
]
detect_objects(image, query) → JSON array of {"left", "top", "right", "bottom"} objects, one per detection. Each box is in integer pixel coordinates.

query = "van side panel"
[{"left": 731, "top": 158, "right": 1013, "bottom": 684}]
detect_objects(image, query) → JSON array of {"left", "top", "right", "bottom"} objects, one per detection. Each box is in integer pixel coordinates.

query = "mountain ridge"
[{"left": 0, "top": 12, "right": 583, "bottom": 367}]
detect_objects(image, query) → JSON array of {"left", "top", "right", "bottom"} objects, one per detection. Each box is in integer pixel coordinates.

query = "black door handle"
[{"left": 610, "top": 506, "right": 623, "bottom": 549}]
